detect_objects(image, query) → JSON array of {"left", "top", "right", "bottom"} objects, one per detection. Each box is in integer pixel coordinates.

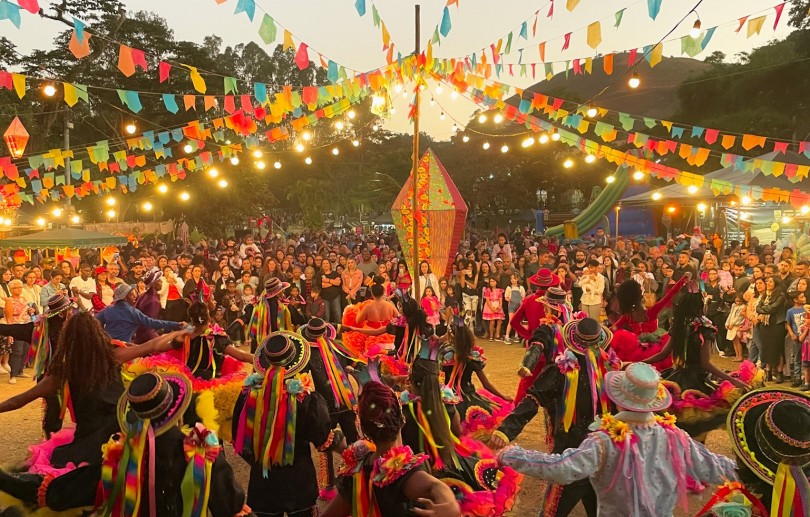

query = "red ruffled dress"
[{"left": 341, "top": 300, "right": 395, "bottom": 358}]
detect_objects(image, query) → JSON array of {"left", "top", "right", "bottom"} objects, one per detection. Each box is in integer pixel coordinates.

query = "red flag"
[
  {"left": 547, "top": 0, "right": 554, "bottom": 18},
  {"left": 159, "top": 62, "right": 171, "bottom": 83},
  {"left": 627, "top": 48, "right": 637, "bottom": 67},
  {"left": 773, "top": 3, "right": 786, "bottom": 29},
  {"left": 562, "top": 32, "right": 571, "bottom": 51},
  {"left": 295, "top": 43, "right": 309, "bottom": 70}
]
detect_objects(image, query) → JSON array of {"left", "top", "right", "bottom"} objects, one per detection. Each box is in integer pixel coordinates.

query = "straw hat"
[{"left": 604, "top": 362, "right": 672, "bottom": 413}]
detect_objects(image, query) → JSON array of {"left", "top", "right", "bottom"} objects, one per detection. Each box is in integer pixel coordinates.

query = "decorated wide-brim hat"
[
  {"left": 117, "top": 371, "right": 192, "bottom": 437},
  {"left": 44, "top": 293, "right": 73, "bottom": 318},
  {"left": 143, "top": 269, "right": 163, "bottom": 290},
  {"left": 300, "top": 317, "right": 337, "bottom": 342},
  {"left": 727, "top": 388, "right": 810, "bottom": 485},
  {"left": 254, "top": 330, "right": 311, "bottom": 378},
  {"left": 605, "top": 362, "right": 671, "bottom": 413},
  {"left": 529, "top": 268, "right": 561, "bottom": 288},
  {"left": 562, "top": 317, "right": 613, "bottom": 355},
  {"left": 538, "top": 286, "right": 569, "bottom": 310},
  {"left": 263, "top": 277, "right": 290, "bottom": 299}
]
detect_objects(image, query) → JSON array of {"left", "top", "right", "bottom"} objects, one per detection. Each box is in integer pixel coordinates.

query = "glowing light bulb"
[
  {"left": 42, "top": 84, "right": 57, "bottom": 97},
  {"left": 301, "top": 131, "right": 312, "bottom": 141},
  {"left": 697, "top": 202, "right": 707, "bottom": 212},
  {"left": 801, "top": 205, "right": 810, "bottom": 214},
  {"left": 563, "top": 158, "right": 574, "bottom": 169},
  {"left": 439, "top": 112, "right": 445, "bottom": 121},
  {"left": 632, "top": 170, "right": 644, "bottom": 180},
  {"left": 36, "top": 217, "right": 46, "bottom": 227},
  {"left": 585, "top": 154, "right": 596, "bottom": 164},
  {"left": 493, "top": 113, "right": 504, "bottom": 124},
  {"left": 652, "top": 192, "right": 662, "bottom": 201},
  {"left": 667, "top": 206, "right": 676, "bottom": 214},
  {"left": 690, "top": 19, "right": 702, "bottom": 39},
  {"left": 295, "top": 143, "right": 305, "bottom": 153},
  {"left": 105, "top": 197, "right": 116, "bottom": 207},
  {"left": 70, "top": 215, "right": 80, "bottom": 224},
  {"left": 274, "top": 161, "right": 282, "bottom": 170},
  {"left": 522, "top": 137, "right": 535, "bottom": 148},
  {"left": 218, "top": 179, "right": 228, "bottom": 188},
  {"left": 183, "top": 144, "right": 193, "bottom": 154},
  {"left": 124, "top": 123, "right": 137, "bottom": 135},
  {"left": 390, "top": 108, "right": 396, "bottom": 114},
  {"left": 179, "top": 191, "right": 190, "bottom": 201},
  {"left": 435, "top": 85, "right": 443, "bottom": 95},
  {"left": 482, "top": 142, "right": 490, "bottom": 150},
  {"left": 586, "top": 106, "right": 598, "bottom": 118},
  {"left": 143, "top": 202, "right": 153, "bottom": 212},
  {"left": 252, "top": 150, "right": 263, "bottom": 158},
  {"left": 606, "top": 175, "right": 616, "bottom": 184},
  {"left": 335, "top": 121, "right": 345, "bottom": 130},
  {"left": 687, "top": 185, "right": 698, "bottom": 194},
  {"left": 500, "top": 145, "right": 509, "bottom": 153},
  {"left": 741, "top": 195, "right": 751, "bottom": 205},
  {"left": 782, "top": 216, "right": 791, "bottom": 224},
  {"left": 628, "top": 72, "right": 641, "bottom": 89},
  {"left": 255, "top": 160, "right": 266, "bottom": 170},
  {"left": 450, "top": 91, "right": 459, "bottom": 100},
  {"left": 372, "top": 125, "right": 379, "bottom": 132},
  {"left": 207, "top": 167, "right": 219, "bottom": 178},
  {"left": 429, "top": 98, "right": 436, "bottom": 106},
  {"left": 395, "top": 84, "right": 403, "bottom": 93},
  {"left": 478, "top": 114, "right": 487, "bottom": 124},
  {"left": 352, "top": 140, "right": 360, "bottom": 147},
  {"left": 462, "top": 135, "right": 470, "bottom": 143},
  {"left": 157, "top": 184, "right": 168, "bottom": 194},
  {"left": 52, "top": 207, "right": 62, "bottom": 217},
  {"left": 105, "top": 210, "right": 116, "bottom": 219},
  {"left": 539, "top": 134, "right": 550, "bottom": 144},
  {"left": 305, "top": 157, "right": 313, "bottom": 165},
  {"left": 332, "top": 147, "right": 340, "bottom": 156},
  {"left": 230, "top": 156, "right": 240, "bottom": 165},
  {"left": 551, "top": 132, "right": 561, "bottom": 141}
]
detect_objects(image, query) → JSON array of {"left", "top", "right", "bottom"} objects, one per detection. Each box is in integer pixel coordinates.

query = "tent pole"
[{"left": 411, "top": 4, "right": 421, "bottom": 302}]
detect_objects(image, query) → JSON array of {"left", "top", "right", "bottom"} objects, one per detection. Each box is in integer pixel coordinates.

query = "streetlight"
[
  {"left": 52, "top": 207, "right": 63, "bottom": 217},
  {"left": 124, "top": 122, "right": 137, "bottom": 135},
  {"left": 42, "top": 84, "right": 57, "bottom": 97},
  {"left": 157, "top": 184, "right": 168, "bottom": 194},
  {"left": 35, "top": 217, "right": 46, "bottom": 227},
  {"left": 105, "top": 197, "right": 116, "bottom": 207},
  {"left": 217, "top": 179, "right": 228, "bottom": 188},
  {"left": 230, "top": 156, "right": 239, "bottom": 165},
  {"left": 179, "top": 192, "right": 190, "bottom": 201},
  {"left": 143, "top": 201, "right": 153, "bottom": 212}
]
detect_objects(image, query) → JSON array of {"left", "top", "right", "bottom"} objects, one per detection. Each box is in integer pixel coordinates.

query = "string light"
[
  {"left": 493, "top": 113, "right": 504, "bottom": 124},
  {"left": 42, "top": 84, "right": 57, "bottom": 97},
  {"left": 801, "top": 205, "right": 810, "bottom": 214},
  {"left": 207, "top": 167, "right": 219, "bottom": 178},
  {"left": 105, "top": 210, "right": 116, "bottom": 219},
  {"left": 521, "top": 137, "right": 535, "bottom": 148},
  {"left": 652, "top": 192, "right": 663, "bottom": 201},
  {"left": 429, "top": 98, "right": 436, "bottom": 106},
  {"left": 255, "top": 160, "right": 267, "bottom": 170},
  {"left": 301, "top": 131, "right": 312, "bottom": 141},
  {"left": 439, "top": 112, "right": 445, "bottom": 121},
  {"left": 51, "top": 207, "right": 62, "bottom": 217},
  {"left": 450, "top": 91, "right": 459, "bottom": 100},
  {"left": 332, "top": 147, "right": 340, "bottom": 156},
  {"left": 124, "top": 122, "right": 137, "bottom": 135},
  {"left": 230, "top": 156, "right": 239, "bottom": 165},
  {"left": 500, "top": 145, "right": 509, "bottom": 153},
  {"left": 305, "top": 157, "right": 313, "bottom": 165},
  {"left": 352, "top": 140, "right": 360, "bottom": 147},
  {"left": 741, "top": 195, "right": 751, "bottom": 205},
  {"left": 782, "top": 216, "right": 791, "bottom": 224},
  {"left": 586, "top": 105, "right": 598, "bottom": 118},
  {"left": 335, "top": 121, "right": 345, "bottom": 131},
  {"left": 628, "top": 72, "right": 641, "bottom": 89},
  {"left": 252, "top": 149, "right": 263, "bottom": 158},
  {"left": 36, "top": 217, "right": 46, "bottom": 227},
  {"left": 452, "top": 124, "right": 459, "bottom": 133},
  {"left": 274, "top": 161, "right": 282, "bottom": 169},
  {"left": 347, "top": 110, "right": 356, "bottom": 119},
  {"left": 690, "top": 18, "right": 702, "bottom": 39},
  {"left": 390, "top": 108, "right": 396, "bottom": 114},
  {"left": 667, "top": 206, "right": 676, "bottom": 214},
  {"left": 606, "top": 175, "right": 616, "bottom": 184},
  {"left": 551, "top": 131, "right": 561, "bottom": 141},
  {"left": 372, "top": 125, "right": 379, "bottom": 131},
  {"left": 70, "top": 215, "right": 80, "bottom": 224},
  {"left": 105, "top": 197, "right": 116, "bottom": 207},
  {"left": 563, "top": 158, "right": 574, "bottom": 169},
  {"left": 394, "top": 84, "right": 403, "bottom": 93},
  {"left": 179, "top": 191, "right": 190, "bottom": 201},
  {"left": 218, "top": 179, "right": 229, "bottom": 188},
  {"left": 478, "top": 114, "right": 487, "bottom": 123},
  {"left": 697, "top": 202, "right": 707, "bottom": 212},
  {"left": 687, "top": 185, "right": 698, "bottom": 194},
  {"left": 295, "top": 143, "right": 305, "bottom": 152},
  {"left": 462, "top": 135, "right": 470, "bottom": 143},
  {"left": 435, "top": 85, "right": 443, "bottom": 95},
  {"left": 143, "top": 201, "right": 153, "bottom": 212},
  {"left": 157, "top": 184, "right": 168, "bottom": 194},
  {"left": 632, "top": 170, "right": 644, "bottom": 180},
  {"left": 183, "top": 144, "right": 193, "bottom": 153},
  {"left": 482, "top": 142, "right": 490, "bottom": 150},
  {"left": 585, "top": 154, "right": 596, "bottom": 164},
  {"left": 538, "top": 134, "right": 550, "bottom": 144}
]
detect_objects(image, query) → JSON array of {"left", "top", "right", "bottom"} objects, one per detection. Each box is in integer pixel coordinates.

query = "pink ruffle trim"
[{"left": 26, "top": 427, "right": 88, "bottom": 477}]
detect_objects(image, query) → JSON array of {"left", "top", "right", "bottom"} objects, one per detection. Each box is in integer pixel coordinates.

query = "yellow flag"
[
  {"left": 586, "top": 21, "right": 601, "bottom": 49},
  {"left": 747, "top": 16, "right": 766, "bottom": 37},
  {"left": 567, "top": 0, "right": 581, "bottom": 11},
  {"left": 187, "top": 66, "right": 206, "bottom": 94},
  {"left": 64, "top": 83, "right": 79, "bottom": 106},
  {"left": 283, "top": 30, "right": 295, "bottom": 51},
  {"left": 12, "top": 74, "right": 25, "bottom": 99},
  {"left": 649, "top": 43, "right": 663, "bottom": 68},
  {"left": 426, "top": 41, "right": 433, "bottom": 69},
  {"left": 381, "top": 23, "right": 391, "bottom": 49}
]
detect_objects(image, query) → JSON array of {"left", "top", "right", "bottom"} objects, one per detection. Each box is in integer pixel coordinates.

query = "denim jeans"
[
  {"left": 789, "top": 336, "right": 802, "bottom": 379},
  {"left": 9, "top": 339, "right": 28, "bottom": 377},
  {"left": 462, "top": 294, "right": 479, "bottom": 327},
  {"left": 749, "top": 327, "right": 760, "bottom": 365},
  {"left": 323, "top": 296, "right": 342, "bottom": 324}
]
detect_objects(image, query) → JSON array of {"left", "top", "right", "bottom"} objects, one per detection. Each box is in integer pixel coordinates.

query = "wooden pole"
[{"left": 411, "top": 4, "right": 421, "bottom": 302}]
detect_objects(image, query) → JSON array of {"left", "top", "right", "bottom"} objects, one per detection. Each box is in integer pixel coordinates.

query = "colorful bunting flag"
[
  {"left": 735, "top": 16, "right": 749, "bottom": 32},
  {"left": 63, "top": 83, "right": 88, "bottom": 107},
  {"left": 0, "top": 0, "right": 21, "bottom": 28},
  {"left": 187, "top": 66, "right": 206, "bottom": 94},
  {"left": 701, "top": 27, "right": 716, "bottom": 49},
  {"left": 162, "top": 94, "right": 179, "bottom": 114},
  {"left": 773, "top": 3, "right": 786, "bottom": 29},
  {"left": 118, "top": 90, "right": 143, "bottom": 113},
  {"left": 562, "top": 32, "right": 571, "bottom": 51},
  {"left": 647, "top": 0, "right": 662, "bottom": 20},
  {"left": 295, "top": 42, "right": 309, "bottom": 70},
  {"left": 614, "top": 8, "right": 626, "bottom": 27},
  {"left": 234, "top": 0, "right": 255, "bottom": 21},
  {"left": 747, "top": 16, "right": 766, "bottom": 37},
  {"left": 68, "top": 30, "right": 91, "bottom": 59},
  {"left": 224, "top": 76, "right": 238, "bottom": 95},
  {"left": 440, "top": 7, "right": 452, "bottom": 37},
  {"left": 355, "top": 0, "right": 366, "bottom": 16},
  {"left": 159, "top": 61, "right": 171, "bottom": 83},
  {"left": 566, "top": 0, "right": 580, "bottom": 11},
  {"left": 11, "top": 74, "right": 24, "bottom": 98},
  {"left": 586, "top": 21, "right": 601, "bottom": 49},
  {"left": 258, "top": 14, "right": 277, "bottom": 44}
]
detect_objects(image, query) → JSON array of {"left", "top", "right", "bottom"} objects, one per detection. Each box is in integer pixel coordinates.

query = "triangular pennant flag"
[
  {"left": 72, "top": 18, "right": 85, "bottom": 43},
  {"left": 746, "top": 15, "right": 766, "bottom": 37},
  {"left": 0, "top": 0, "right": 21, "bottom": 28},
  {"left": 187, "top": 66, "right": 206, "bottom": 93},
  {"left": 283, "top": 30, "right": 295, "bottom": 51},
  {"left": 440, "top": 6, "right": 452, "bottom": 37},
  {"left": 63, "top": 83, "right": 87, "bottom": 107},
  {"left": 773, "top": 3, "right": 786, "bottom": 29},
  {"left": 258, "top": 14, "right": 277, "bottom": 44},
  {"left": 372, "top": 4, "right": 380, "bottom": 26},
  {"left": 649, "top": 43, "right": 663, "bottom": 67},
  {"left": 538, "top": 42, "right": 546, "bottom": 62},
  {"left": 295, "top": 42, "right": 309, "bottom": 70},
  {"left": 18, "top": 0, "right": 38, "bottom": 14},
  {"left": 628, "top": 48, "right": 637, "bottom": 67},
  {"left": 69, "top": 30, "right": 91, "bottom": 58},
  {"left": 566, "top": 0, "right": 580, "bottom": 11},
  {"left": 647, "top": 0, "right": 662, "bottom": 20},
  {"left": 355, "top": 0, "right": 365, "bottom": 16},
  {"left": 701, "top": 27, "right": 716, "bottom": 50},
  {"left": 519, "top": 21, "right": 528, "bottom": 40},
  {"left": 603, "top": 53, "right": 614, "bottom": 75},
  {"left": 586, "top": 21, "right": 601, "bottom": 49},
  {"left": 234, "top": 0, "right": 255, "bottom": 21},
  {"left": 614, "top": 8, "right": 626, "bottom": 27},
  {"left": 735, "top": 16, "right": 749, "bottom": 32},
  {"left": 562, "top": 32, "right": 571, "bottom": 51},
  {"left": 224, "top": 76, "right": 238, "bottom": 95},
  {"left": 547, "top": 0, "right": 554, "bottom": 18},
  {"left": 11, "top": 74, "right": 24, "bottom": 98},
  {"left": 532, "top": 13, "right": 539, "bottom": 36},
  {"left": 117, "top": 45, "right": 135, "bottom": 76},
  {"left": 505, "top": 32, "right": 513, "bottom": 54},
  {"left": 381, "top": 22, "right": 391, "bottom": 49},
  {"left": 159, "top": 61, "right": 171, "bottom": 83}
]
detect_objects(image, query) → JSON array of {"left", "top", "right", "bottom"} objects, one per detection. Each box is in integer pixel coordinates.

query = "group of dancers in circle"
[{"left": 0, "top": 268, "right": 807, "bottom": 517}]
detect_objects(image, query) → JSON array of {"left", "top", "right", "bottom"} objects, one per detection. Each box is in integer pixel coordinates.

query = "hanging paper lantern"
[{"left": 3, "top": 117, "right": 29, "bottom": 159}]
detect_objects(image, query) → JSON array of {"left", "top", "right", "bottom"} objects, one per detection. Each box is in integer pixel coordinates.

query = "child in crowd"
[
  {"left": 285, "top": 285, "right": 307, "bottom": 326},
  {"left": 421, "top": 286, "right": 440, "bottom": 328},
  {"left": 798, "top": 306, "right": 810, "bottom": 391},
  {"left": 786, "top": 291, "right": 806, "bottom": 387},
  {"left": 725, "top": 293, "right": 748, "bottom": 362},
  {"left": 482, "top": 276, "right": 505, "bottom": 341},
  {"left": 503, "top": 274, "right": 525, "bottom": 344},
  {"left": 443, "top": 285, "right": 459, "bottom": 324},
  {"left": 241, "top": 284, "right": 255, "bottom": 306},
  {"left": 307, "top": 285, "right": 326, "bottom": 319}
]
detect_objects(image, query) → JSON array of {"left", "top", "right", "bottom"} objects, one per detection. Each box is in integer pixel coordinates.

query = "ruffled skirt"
[{"left": 340, "top": 302, "right": 394, "bottom": 358}]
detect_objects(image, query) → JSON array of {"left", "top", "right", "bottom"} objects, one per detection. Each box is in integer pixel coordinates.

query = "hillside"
[{"left": 523, "top": 53, "right": 712, "bottom": 120}]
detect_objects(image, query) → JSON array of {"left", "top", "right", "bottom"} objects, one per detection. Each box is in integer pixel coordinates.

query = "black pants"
[
  {"left": 331, "top": 409, "right": 358, "bottom": 443},
  {"left": 543, "top": 481, "right": 597, "bottom": 517}
]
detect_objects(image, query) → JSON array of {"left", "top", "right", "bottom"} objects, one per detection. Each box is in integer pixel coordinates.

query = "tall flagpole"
[{"left": 411, "top": 4, "right": 421, "bottom": 303}]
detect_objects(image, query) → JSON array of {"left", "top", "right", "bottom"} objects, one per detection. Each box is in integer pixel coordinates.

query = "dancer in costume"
[
  {"left": 131, "top": 269, "right": 164, "bottom": 344},
  {"left": 0, "top": 313, "right": 190, "bottom": 513},
  {"left": 441, "top": 323, "right": 513, "bottom": 438},
  {"left": 727, "top": 387, "right": 810, "bottom": 517},
  {"left": 498, "top": 362, "right": 738, "bottom": 516},
  {"left": 341, "top": 279, "right": 398, "bottom": 358},
  {"left": 610, "top": 274, "right": 689, "bottom": 371},
  {"left": 247, "top": 277, "right": 293, "bottom": 353},
  {"left": 509, "top": 269, "right": 562, "bottom": 403},
  {"left": 299, "top": 317, "right": 357, "bottom": 500},
  {"left": 322, "top": 381, "right": 460, "bottom": 517},
  {"left": 513, "top": 287, "right": 572, "bottom": 404},
  {"left": 100, "top": 371, "right": 249, "bottom": 516},
  {"left": 489, "top": 318, "right": 620, "bottom": 517},
  {"left": 124, "top": 302, "right": 253, "bottom": 441},
  {"left": 232, "top": 331, "right": 337, "bottom": 516},
  {"left": 644, "top": 280, "right": 761, "bottom": 441}
]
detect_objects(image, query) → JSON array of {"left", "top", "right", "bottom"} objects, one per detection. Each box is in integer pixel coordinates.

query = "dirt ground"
[{"left": 0, "top": 339, "right": 739, "bottom": 516}]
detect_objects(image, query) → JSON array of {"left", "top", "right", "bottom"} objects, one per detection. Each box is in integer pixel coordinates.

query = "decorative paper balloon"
[
  {"left": 12, "top": 249, "right": 27, "bottom": 264},
  {"left": 391, "top": 149, "right": 468, "bottom": 279},
  {"left": 4, "top": 116, "right": 29, "bottom": 159}
]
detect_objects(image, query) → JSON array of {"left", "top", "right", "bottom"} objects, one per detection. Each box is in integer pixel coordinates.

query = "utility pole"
[{"left": 411, "top": 4, "right": 421, "bottom": 302}]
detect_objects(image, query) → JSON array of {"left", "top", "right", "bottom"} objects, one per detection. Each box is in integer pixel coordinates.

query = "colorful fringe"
[
  {"left": 100, "top": 419, "right": 153, "bottom": 517},
  {"left": 315, "top": 337, "right": 356, "bottom": 409},
  {"left": 772, "top": 462, "right": 810, "bottom": 517},
  {"left": 31, "top": 317, "right": 49, "bottom": 379},
  {"left": 180, "top": 424, "right": 221, "bottom": 517},
  {"left": 247, "top": 300, "right": 292, "bottom": 344}
]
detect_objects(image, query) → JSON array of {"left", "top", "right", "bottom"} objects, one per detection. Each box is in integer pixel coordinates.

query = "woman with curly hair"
[
  {"left": 0, "top": 312, "right": 189, "bottom": 513},
  {"left": 322, "top": 381, "right": 459, "bottom": 517}
]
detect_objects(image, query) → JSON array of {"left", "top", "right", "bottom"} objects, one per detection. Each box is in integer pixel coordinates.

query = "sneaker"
[
  {"left": 801, "top": 384, "right": 810, "bottom": 392},
  {"left": 793, "top": 379, "right": 803, "bottom": 388},
  {"left": 16, "top": 373, "right": 30, "bottom": 379},
  {"left": 502, "top": 337, "right": 511, "bottom": 344},
  {"left": 0, "top": 364, "right": 8, "bottom": 374},
  {"left": 8, "top": 377, "right": 16, "bottom": 384},
  {"left": 718, "top": 352, "right": 729, "bottom": 358}
]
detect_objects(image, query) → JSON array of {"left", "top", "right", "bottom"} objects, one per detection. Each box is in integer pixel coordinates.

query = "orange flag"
[
  {"left": 69, "top": 31, "right": 91, "bottom": 59},
  {"left": 117, "top": 45, "right": 136, "bottom": 76}
]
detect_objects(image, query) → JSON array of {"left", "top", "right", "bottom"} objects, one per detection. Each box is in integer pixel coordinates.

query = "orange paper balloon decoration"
[
  {"left": 3, "top": 116, "right": 29, "bottom": 159},
  {"left": 392, "top": 149, "right": 468, "bottom": 279}
]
